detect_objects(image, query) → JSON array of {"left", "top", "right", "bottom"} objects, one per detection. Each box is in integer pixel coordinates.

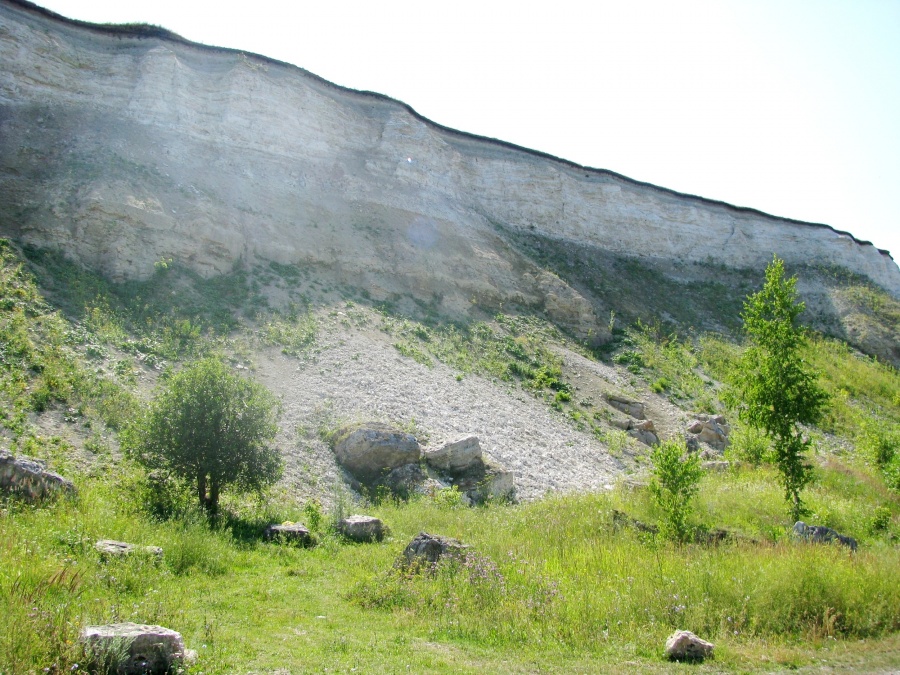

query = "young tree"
[
  {"left": 125, "top": 356, "right": 282, "bottom": 515},
  {"left": 649, "top": 439, "right": 703, "bottom": 542},
  {"left": 725, "top": 256, "right": 827, "bottom": 520}
]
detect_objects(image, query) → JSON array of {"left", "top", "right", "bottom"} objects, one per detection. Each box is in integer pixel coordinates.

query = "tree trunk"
[
  {"left": 208, "top": 477, "right": 220, "bottom": 516},
  {"left": 197, "top": 472, "right": 207, "bottom": 510}
]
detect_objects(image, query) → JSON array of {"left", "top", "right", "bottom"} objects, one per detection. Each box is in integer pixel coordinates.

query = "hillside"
[{"left": 1, "top": 0, "right": 899, "bottom": 672}]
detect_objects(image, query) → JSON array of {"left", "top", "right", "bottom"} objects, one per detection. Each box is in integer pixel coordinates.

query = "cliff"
[{"left": 1, "top": 0, "right": 898, "bottom": 340}]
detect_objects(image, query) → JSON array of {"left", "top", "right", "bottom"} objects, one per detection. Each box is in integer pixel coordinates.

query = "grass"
[
  {"left": 2, "top": 238, "right": 899, "bottom": 672},
  {"left": 2, "top": 465, "right": 898, "bottom": 674}
]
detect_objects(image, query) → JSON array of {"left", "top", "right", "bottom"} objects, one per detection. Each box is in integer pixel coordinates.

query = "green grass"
[{"left": 2, "top": 466, "right": 898, "bottom": 674}]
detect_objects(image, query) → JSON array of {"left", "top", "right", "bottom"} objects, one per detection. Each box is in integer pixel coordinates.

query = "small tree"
[
  {"left": 649, "top": 439, "right": 703, "bottom": 542},
  {"left": 725, "top": 256, "right": 827, "bottom": 520},
  {"left": 126, "top": 356, "right": 282, "bottom": 515}
]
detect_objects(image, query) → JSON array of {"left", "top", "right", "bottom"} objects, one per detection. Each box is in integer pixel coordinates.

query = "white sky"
[{"left": 32, "top": 0, "right": 900, "bottom": 260}]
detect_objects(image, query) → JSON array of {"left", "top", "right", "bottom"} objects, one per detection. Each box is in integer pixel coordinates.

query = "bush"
[{"left": 649, "top": 439, "right": 703, "bottom": 542}]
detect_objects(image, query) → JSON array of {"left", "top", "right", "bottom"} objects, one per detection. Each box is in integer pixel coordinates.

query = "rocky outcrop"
[
  {"left": 664, "top": 630, "right": 714, "bottom": 661},
  {"left": 0, "top": 449, "right": 75, "bottom": 502},
  {"left": 332, "top": 423, "right": 421, "bottom": 484},
  {"left": 422, "top": 435, "right": 515, "bottom": 504},
  {"left": 0, "top": 0, "right": 896, "bottom": 345},
  {"left": 686, "top": 415, "right": 730, "bottom": 453},
  {"left": 606, "top": 395, "right": 646, "bottom": 420},
  {"left": 81, "top": 623, "right": 194, "bottom": 675},
  {"left": 792, "top": 521, "right": 858, "bottom": 551}
]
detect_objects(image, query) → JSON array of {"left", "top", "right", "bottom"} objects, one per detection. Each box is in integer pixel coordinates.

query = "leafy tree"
[
  {"left": 649, "top": 439, "right": 703, "bottom": 542},
  {"left": 125, "top": 356, "right": 282, "bottom": 514},
  {"left": 725, "top": 256, "right": 827, "bottom": 520}
]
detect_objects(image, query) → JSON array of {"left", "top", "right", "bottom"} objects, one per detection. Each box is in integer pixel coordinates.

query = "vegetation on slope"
[{"left": 1, "top": 238, "right": 899, "bottom": 673}]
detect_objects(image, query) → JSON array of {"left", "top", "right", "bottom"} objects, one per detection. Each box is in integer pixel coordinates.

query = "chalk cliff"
[{"left": 1, "top": 0, "right": 898, "bottom": 339}]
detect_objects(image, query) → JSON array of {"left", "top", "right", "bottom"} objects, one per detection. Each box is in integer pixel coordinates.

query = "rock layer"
[{"left": 0, "top": 0, "right": 897, "bottom": 328}]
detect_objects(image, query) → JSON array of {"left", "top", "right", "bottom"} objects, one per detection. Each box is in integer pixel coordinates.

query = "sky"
[{"left": 32, "top": 0, "right": 900, "bottom": 260}]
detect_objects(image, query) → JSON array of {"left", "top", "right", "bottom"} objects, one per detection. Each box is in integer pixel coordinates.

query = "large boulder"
[
  {"left": 95, "top": 540, "right": 163, "bottom": 559},
  {"left": 424, "top": 435, "right": 482, "bottom": 474},
  {"left": 0, "top": 449, "right": 75, "bottom": 502},
  {"left": 338, "top": 515, "right": 386, "bottom": 542},
  {"left": 81, "top": 623, "right": 194, "bottom": 675},
  {"left": 332, "top": 422, "right": 421, "bottom": 483},
  {"left": 792, "top": 521, "right": 858, "bottom": 551},
  {"left": 605, "top": 394, "right": 645, "bottom": 420},
  {"left": 664, "top": 630, "right": 714, "bottom": 661},
  {"left": 401, "top": 532, "right": 469, "bottom": 570}
]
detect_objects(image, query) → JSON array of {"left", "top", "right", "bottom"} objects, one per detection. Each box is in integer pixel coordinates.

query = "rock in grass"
[
  {"left": 338, "top": 515, "right": 386, "bottom": 542},
  {"left": 605, "top": 394, "right": 645, "bottom": 420},
  {"left": 95, "top": 539, "right": 163, "bottom": 559},
  {"left": 265, "top": 522, "right": 312, "bottom": 545},
  {"left": 0, "top": 449, "right": 75, "bottom": 502},
  {"left": 81, "top": 622, "right": 195, "bottom": 674},
  {"left": 792, "top": 521, "right": 858, "bottom": 551},
  {"left": 665, "top": 630, "right": 714, "bottom": 661},
  {"left": 332, "top": 422, "right": 421, "bottom": 483},
  {"left": 401, "top": 532, "right": 469, "bottom": 570}
]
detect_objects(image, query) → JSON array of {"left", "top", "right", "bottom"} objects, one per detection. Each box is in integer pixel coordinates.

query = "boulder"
[
  {"left": 664, "top": 630, "right": 714, "bottom": 661},
  {"left": 605, "top": 394, "right": 645, "bottom": 420},
  {"left": 95, "top": 540, "right": 163, "bottom": 559},
  {"left": 382, "top": 462, "right": 428, "bottom": 496},
  {"left": 338, "top": 515, "right": 386, "bottom": 542},
  {"left": 424, "top": 435, "right": 482, "bottom": 474},
  {"left": 686, "top": 414, "right": 730, "bottom": 452},
  {"left": 81, "top": 622, "right": 194, "bottom": 675},
  {"left": 332, "top": 422, "right": 421, "bottom": 483},
  {"left": 0, "top": 449, "right": 75, "bottom": 502},
  {"left": 792, "top": 521, "right": 858, "bottom": 551},
  {"left": 626, "top": 419, "right": 659, "bottom": 447},
  {"left": 401, "top": 532, "right": 469, "bottom": 569},
  {"left": 264, "top": 522, "right": 312, "bottom": 545}
]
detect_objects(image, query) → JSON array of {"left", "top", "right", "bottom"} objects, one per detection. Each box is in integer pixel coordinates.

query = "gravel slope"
[{"left": 254, "top": 315, "right": 627, "bottom": 504}]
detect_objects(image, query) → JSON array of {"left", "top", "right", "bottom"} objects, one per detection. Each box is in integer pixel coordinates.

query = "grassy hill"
[{"left": 1, "top": 238, "right": 899, "bottom": 673}]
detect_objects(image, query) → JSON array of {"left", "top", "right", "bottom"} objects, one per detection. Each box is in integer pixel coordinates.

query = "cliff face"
[{"left": 1, "top": 0, "right": 898, "bottom": 337}]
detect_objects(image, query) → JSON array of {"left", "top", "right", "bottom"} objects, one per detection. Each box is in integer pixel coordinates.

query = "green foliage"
[
  {"left": 726, "top": 257, "right": 828, "bottom": 520},
  {"left": 648, "top": 440, "right": 703, "bottom": 542},
  {"left": 726, "top": 423, "right": 772, "bottom": 465},
  {"left": 124, "top": 356, "right": 282, "bottom": 514},
  {"left": 261, "top": 309, "right": 317, "bottom": 356}
]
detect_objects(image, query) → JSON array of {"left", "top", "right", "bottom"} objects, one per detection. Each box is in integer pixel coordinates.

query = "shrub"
[{"left": 649, "top": 439, "right": 703, "bottom": 542}]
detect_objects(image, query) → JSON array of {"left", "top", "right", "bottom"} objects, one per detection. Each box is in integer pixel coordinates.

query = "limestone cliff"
[{"left": 1, "top": 0, "right": 898, "bottom": 340}]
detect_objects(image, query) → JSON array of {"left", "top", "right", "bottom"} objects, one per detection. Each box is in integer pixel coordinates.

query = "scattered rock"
[
  {"left": 792, "top": 521, "right": 858, "bottom": 551},
  {"left": 665, "top": 630, "right": 714, "bottom": 661},
  {"left": 81, "top": 622, "right": 194, "bottom": 675},
  {"left": 400, "top": 532, "right": 469, "bottom": 570},
  {"left": 685, "top": 414, "right": 730, "bottom": 452},
  {"left": 424, "top": 435, "right": 482, "bottom": 474},
  {"left": 338, "top": 515, "right": 386, "bottom": 542},
  {"left": 264, "top": 522, "right": 312, "bottom": 545},
  {"left": 0, "top": 449, "right": 75, "bottom": 503},
  {"left": 95, "top": 540, "right": 163, "bottom": 559},
  {"left": 701, "top": 460, "right": 730, "bottom": 472},
  {"left": 332, "top": 422, "right": 421, "bottom": 483},
  {"left": 605, "top": 394, "right": 645, "bottom": 420}
]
